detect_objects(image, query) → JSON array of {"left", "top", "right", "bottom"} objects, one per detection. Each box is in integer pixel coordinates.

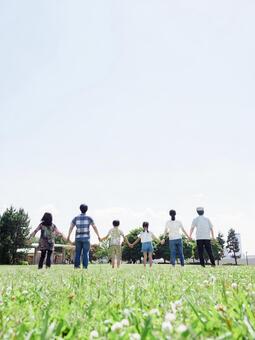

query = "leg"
[
  {"left": 204, "top": 240, "right": 216, "bottom": 266},
  {"left": 176, "top": 239, "right": 185, "bottom": 266},
  {"left": 46, "top": 250, "right": 53, "bottom": 268},
  {"left": 38, "top": 250, "right": 46, "bottom": 269},
  {"left": 148, "top": 253, "right": 153, "bottom": 267},
  {"left": 169, "top": 240, "right": 176, "bottom": 266},
  {"left": 116, "top": 246, "right": 121, "bottom": 268},
  {"left": 197, "top": 240, "right": 205, "bottom": 267},
  {"left": 82, "top": 241, "right": 90, "bottom": 269},
  {"left": 143, "top": 252, "right": 147, "bottom": 267},
  {"left": 74, "top": 240, "right": 82, "bottom": 268}
]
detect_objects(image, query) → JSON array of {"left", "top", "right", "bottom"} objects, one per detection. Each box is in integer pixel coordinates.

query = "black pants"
[
  {"left": 197, "top": 240, "right": 215, "bottom": 267},
  {"left": 38, "top": 250, "right": 53, "bottom": 269}
]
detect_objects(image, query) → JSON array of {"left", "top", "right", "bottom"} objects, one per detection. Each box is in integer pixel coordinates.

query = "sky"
[{"left": 1, "top": 1, "right": 255, "bottom": 254}]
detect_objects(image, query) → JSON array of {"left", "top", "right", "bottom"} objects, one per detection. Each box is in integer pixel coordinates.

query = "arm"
[
  {"left": 67, "top": 223, "right": 75, "bottom": 242},
  {"left": 190, "top": 220, "right": 195, "bottom": 238},
  {"left": 152, "top": 233, "right": 160, "bottom": 242},
  {"left": 100, "top": 232, "right": 110, "bottom": 242},
  {"left": 209, "top": 220, "right": 215, "bottom": 239},
  {"left": 130, "top": 237, "right": 141, "bottom": 247},
  {"left": 181, "top": 227, "right": 191, "bottom": 240},
  {"left": 92, "top": 223, "right": 101, "bottom": 241},
  {"left": 29, "top": 224, "right": 41, "bottom": 239},
  {"left": 55, "top": 226, "right": 68, "bottom": 243}
]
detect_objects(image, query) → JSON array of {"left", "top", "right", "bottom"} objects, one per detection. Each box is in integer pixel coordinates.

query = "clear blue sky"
[{"left": 1, "top": 1, "right": 255, "bottom": 253}]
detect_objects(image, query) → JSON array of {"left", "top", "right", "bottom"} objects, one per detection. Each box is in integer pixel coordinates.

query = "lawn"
[{"left": 0, "top": 264, "right": 255, "bottom": 339}]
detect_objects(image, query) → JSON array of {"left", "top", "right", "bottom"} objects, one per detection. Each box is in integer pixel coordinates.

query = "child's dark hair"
[
  {"left": 143, "top": 221, "right": 149, "bottom": 233},
  {"left": 169, "top": 210, "right": 176, "bottom": 221},
  {"left": 41, "top": 212, "right": 53, "bottom": 227},
  {"left": 80, "top": 204, "right": 88, "bottom": 214},
  {"left": 113, "top": 220, "right": 120, "bottom": 227}
]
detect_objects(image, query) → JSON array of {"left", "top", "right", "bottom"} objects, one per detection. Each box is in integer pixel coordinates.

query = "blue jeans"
[
  {"left": 169, "top": 239, "right": 185, "bottom": 266},
  {"left": 74, "top": 240, "right": 90, "bottom": 268}
]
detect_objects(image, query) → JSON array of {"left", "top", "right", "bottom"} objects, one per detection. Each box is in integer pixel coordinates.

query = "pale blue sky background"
[{"left": 1, "top": 1, "right": 255, "bottom": 253}]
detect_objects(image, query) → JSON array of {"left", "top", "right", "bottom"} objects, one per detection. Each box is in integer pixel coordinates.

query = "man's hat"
[{"left": 196, "top": 207, "right": 204, "bottom": 212}]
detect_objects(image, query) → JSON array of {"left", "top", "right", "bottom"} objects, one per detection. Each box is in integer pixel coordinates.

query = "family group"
[{"left": 30, "top": 204, "right": 216, "bottom": 269}]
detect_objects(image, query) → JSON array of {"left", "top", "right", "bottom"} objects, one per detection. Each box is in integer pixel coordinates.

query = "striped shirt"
[{"left": 72, "top": 214, "right": 94, "bottom": 241}]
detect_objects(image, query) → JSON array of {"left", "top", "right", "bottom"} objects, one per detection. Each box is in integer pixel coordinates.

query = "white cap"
[{"left": 196, "top": 207, "right": 204, "bottom": 212}]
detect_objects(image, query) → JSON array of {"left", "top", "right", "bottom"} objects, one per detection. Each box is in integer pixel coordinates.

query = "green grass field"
[{"left": 1, "top": 264, "right": 255, "bottom": 339}]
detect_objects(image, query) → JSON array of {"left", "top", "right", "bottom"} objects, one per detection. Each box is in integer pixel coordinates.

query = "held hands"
[{"left": 161, "top": 239, "right": 165, "bottom": 245}]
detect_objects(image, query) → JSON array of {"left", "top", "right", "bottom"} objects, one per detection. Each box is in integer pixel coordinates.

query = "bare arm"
[
  {"left": 181, "top": 227, "right": 191, "bottom": 240},
  {"left": 92, "top": 224, "right": 101, "bottom": 241},
  {"left": 100, "top": 233, "right": 110, "bottom": 242},
  {"left": 67, "top": 223, "right": 75, "bottom": 242},
  {"left": 189, "top": 224, "right": 195, "bottom": 238},
  {"left": 130, "top": 237, "right": 141, "bottom": 247},
  {"left": 29, "top": 224, "right": 41, "bottom": 239},
  {"left": 211, "top": 228, "right": 215, "bottom": 240}
]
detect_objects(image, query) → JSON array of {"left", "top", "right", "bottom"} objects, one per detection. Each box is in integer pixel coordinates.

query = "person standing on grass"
[
  {"left": 100, "top": 220, "right": 131, "bottom": 268},
  {"left": 161, "top": 210, "right": 190, "bottom": 267},
  {"left": 130, "top": 222, "right": 159, "bottom": 268},
  {"left": 30, "top": 212, "right": 67, "bottom": 269},
  {"left": 67, "top": 204, "right": 101, "bottom": 269},
  {"left": 190, "top": 207, "right": 216, "bottom": 267}
]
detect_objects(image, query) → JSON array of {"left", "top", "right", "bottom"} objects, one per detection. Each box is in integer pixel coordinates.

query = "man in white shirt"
[{"left": 190, "top": 207, "right": 215, "bottom": 267}]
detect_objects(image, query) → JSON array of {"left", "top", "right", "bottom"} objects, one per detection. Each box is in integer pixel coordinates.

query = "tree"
[
  {"left": 215, "top": 232, "right": 225, "bottom": 265},
  {"left": 226, "top": 228, "right": 240, "bottom": 265},
  {"left": 182, "top": 237, "right": 193, "bottom": 260},
  {"left": 0, "top": 207, "right": 30, "bottom": 264},
  {"left": 94, "top": 240, "right": 110, "bottom": 261},
  {"left": 122, "top": 228, "right": 143, "bottom": 263}
]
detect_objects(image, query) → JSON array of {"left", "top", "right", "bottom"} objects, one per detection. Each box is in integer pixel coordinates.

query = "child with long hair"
[{"left": 130, "top": 222, "right": 159, "bottom": 268}]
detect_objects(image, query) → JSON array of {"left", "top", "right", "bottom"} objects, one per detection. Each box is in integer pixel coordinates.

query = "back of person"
[
  {"left": 192, "top": 215, "right": 212, "bottom": 240},
  {"left": 165, "top": 220, "right": 183, "bottom": 240},
  {"left": 72, "top": 214, "right": 93, "bottom": 241},
  {"left": 109, "top": 227, "right": 124, "bottom": 246},
  {"left": 139, "top": 231, "right": 153, "bottom": 243}
]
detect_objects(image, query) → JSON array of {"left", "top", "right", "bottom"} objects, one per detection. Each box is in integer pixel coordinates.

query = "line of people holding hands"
[{"left": 30, "top": 204, "right": 216, "bottom": 270}]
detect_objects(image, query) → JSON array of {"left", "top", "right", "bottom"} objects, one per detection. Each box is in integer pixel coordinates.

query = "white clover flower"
[
  {"left": 209, "top": 275, "right": 216, "bottom": 284},
  {"left": 247, "top": 283, "right": 253, "bottom": 290},
  {"left": 149, "top": 308, "right": 160, "bottom": 316},
  {"left": 121, "top": 319, "right": 129, "bottom": 327},
  {"left": 177, "top": 324, "right": 188, "bottom": 333},
  {"left": 130, "top": 333, "right": 141, "bottom": 340},
  {"left": 123, "top": 308, "right": 131, "bottom": 317},
  {"left": 104, "top": 319, "right": 112, "bottom": 325},
  {"left": 111, "top": 322, "right": 123, "bottom": 332},
  {"left": 203, "top": 280, "right": 209, "bottom": 286},
  {"left": 171, "top": 299, "right": 182, "bottom": 313},
  {"left": 162, "top": 321, "right": 172, "bottom": 333},
  {"left": 231, "top": 282, "right": 238, "bottom": 289},
  {"left": 90, "top": 330, "right": 99, "bottom": 339},
  {"left": 165, "top": 312, "right": 176, "bottom": 322}
]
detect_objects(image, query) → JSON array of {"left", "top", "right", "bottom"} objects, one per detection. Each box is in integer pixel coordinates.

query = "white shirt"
[
  {"left": 191, "top": 216, "right": 213, "bottom": 240},
  {"left": 164, "top": 220, "right": 184, "bottom": 240},
  {"left": 139, "top": 231, "right": 156, "bottom": 243}
]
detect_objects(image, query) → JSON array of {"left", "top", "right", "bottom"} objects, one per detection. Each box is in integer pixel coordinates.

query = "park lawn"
[{"left": 0, "top": 264, "right": 255, "bottom": 339}]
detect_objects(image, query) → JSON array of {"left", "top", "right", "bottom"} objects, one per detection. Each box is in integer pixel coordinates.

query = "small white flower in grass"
[
  {"left": 90, "top": 330, "right": 99, "bottom": 339},
  {"left": 111, "top": 322, "right": 123, "bottom": 332},
  {"left": 165, "top": 312, "right": 176, "bottom": 322},
  {"left": 203, "top": 280, "right": 209, "bottom": 286},
  {"left": 162, "top": 321, "right": 172, "bottom": 333},
  {"left": 149, "top": 308, "right": 160, "bottom": 316},
  {"left": 130, "top": 333, "right": 141, "bottom": 340},
  {"left": 121, "top": 319, "right": 129, "bottom": 327},
  {"left": 247, "top": 283, "right": 253, "bottom": 290},
  {"left": 123, "top": 308, "right": 131, "bottom": 317},
  {"left": 104, "top": 319, "right": 112, "bottom": 325},
  {"left": 209, "top": 275, "right": 216, "bottom": 284},
  {"left": 177, "top": 324, "right": 188, "bottom": 333},
  {"left": 231, "top": 282, "right": 238, "bottom": 289}
]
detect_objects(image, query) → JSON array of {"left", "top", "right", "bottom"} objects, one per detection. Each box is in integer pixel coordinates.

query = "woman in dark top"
[{"left": 30, "top": 212, "right": 67, "bottom": 269}]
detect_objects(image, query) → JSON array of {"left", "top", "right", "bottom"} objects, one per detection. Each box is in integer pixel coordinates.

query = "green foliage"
[
  {"left": 0, "top": 265, "right": 255, "bottom": 339},
  {"left": 227, "top": 228, "right": 240, "bottom": 265},
  {"left": 0, "top": 207, "right": 30, "bottom": 264},
  {"left": 95, "top": 240, "right": 110, "bottom": 260}
]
